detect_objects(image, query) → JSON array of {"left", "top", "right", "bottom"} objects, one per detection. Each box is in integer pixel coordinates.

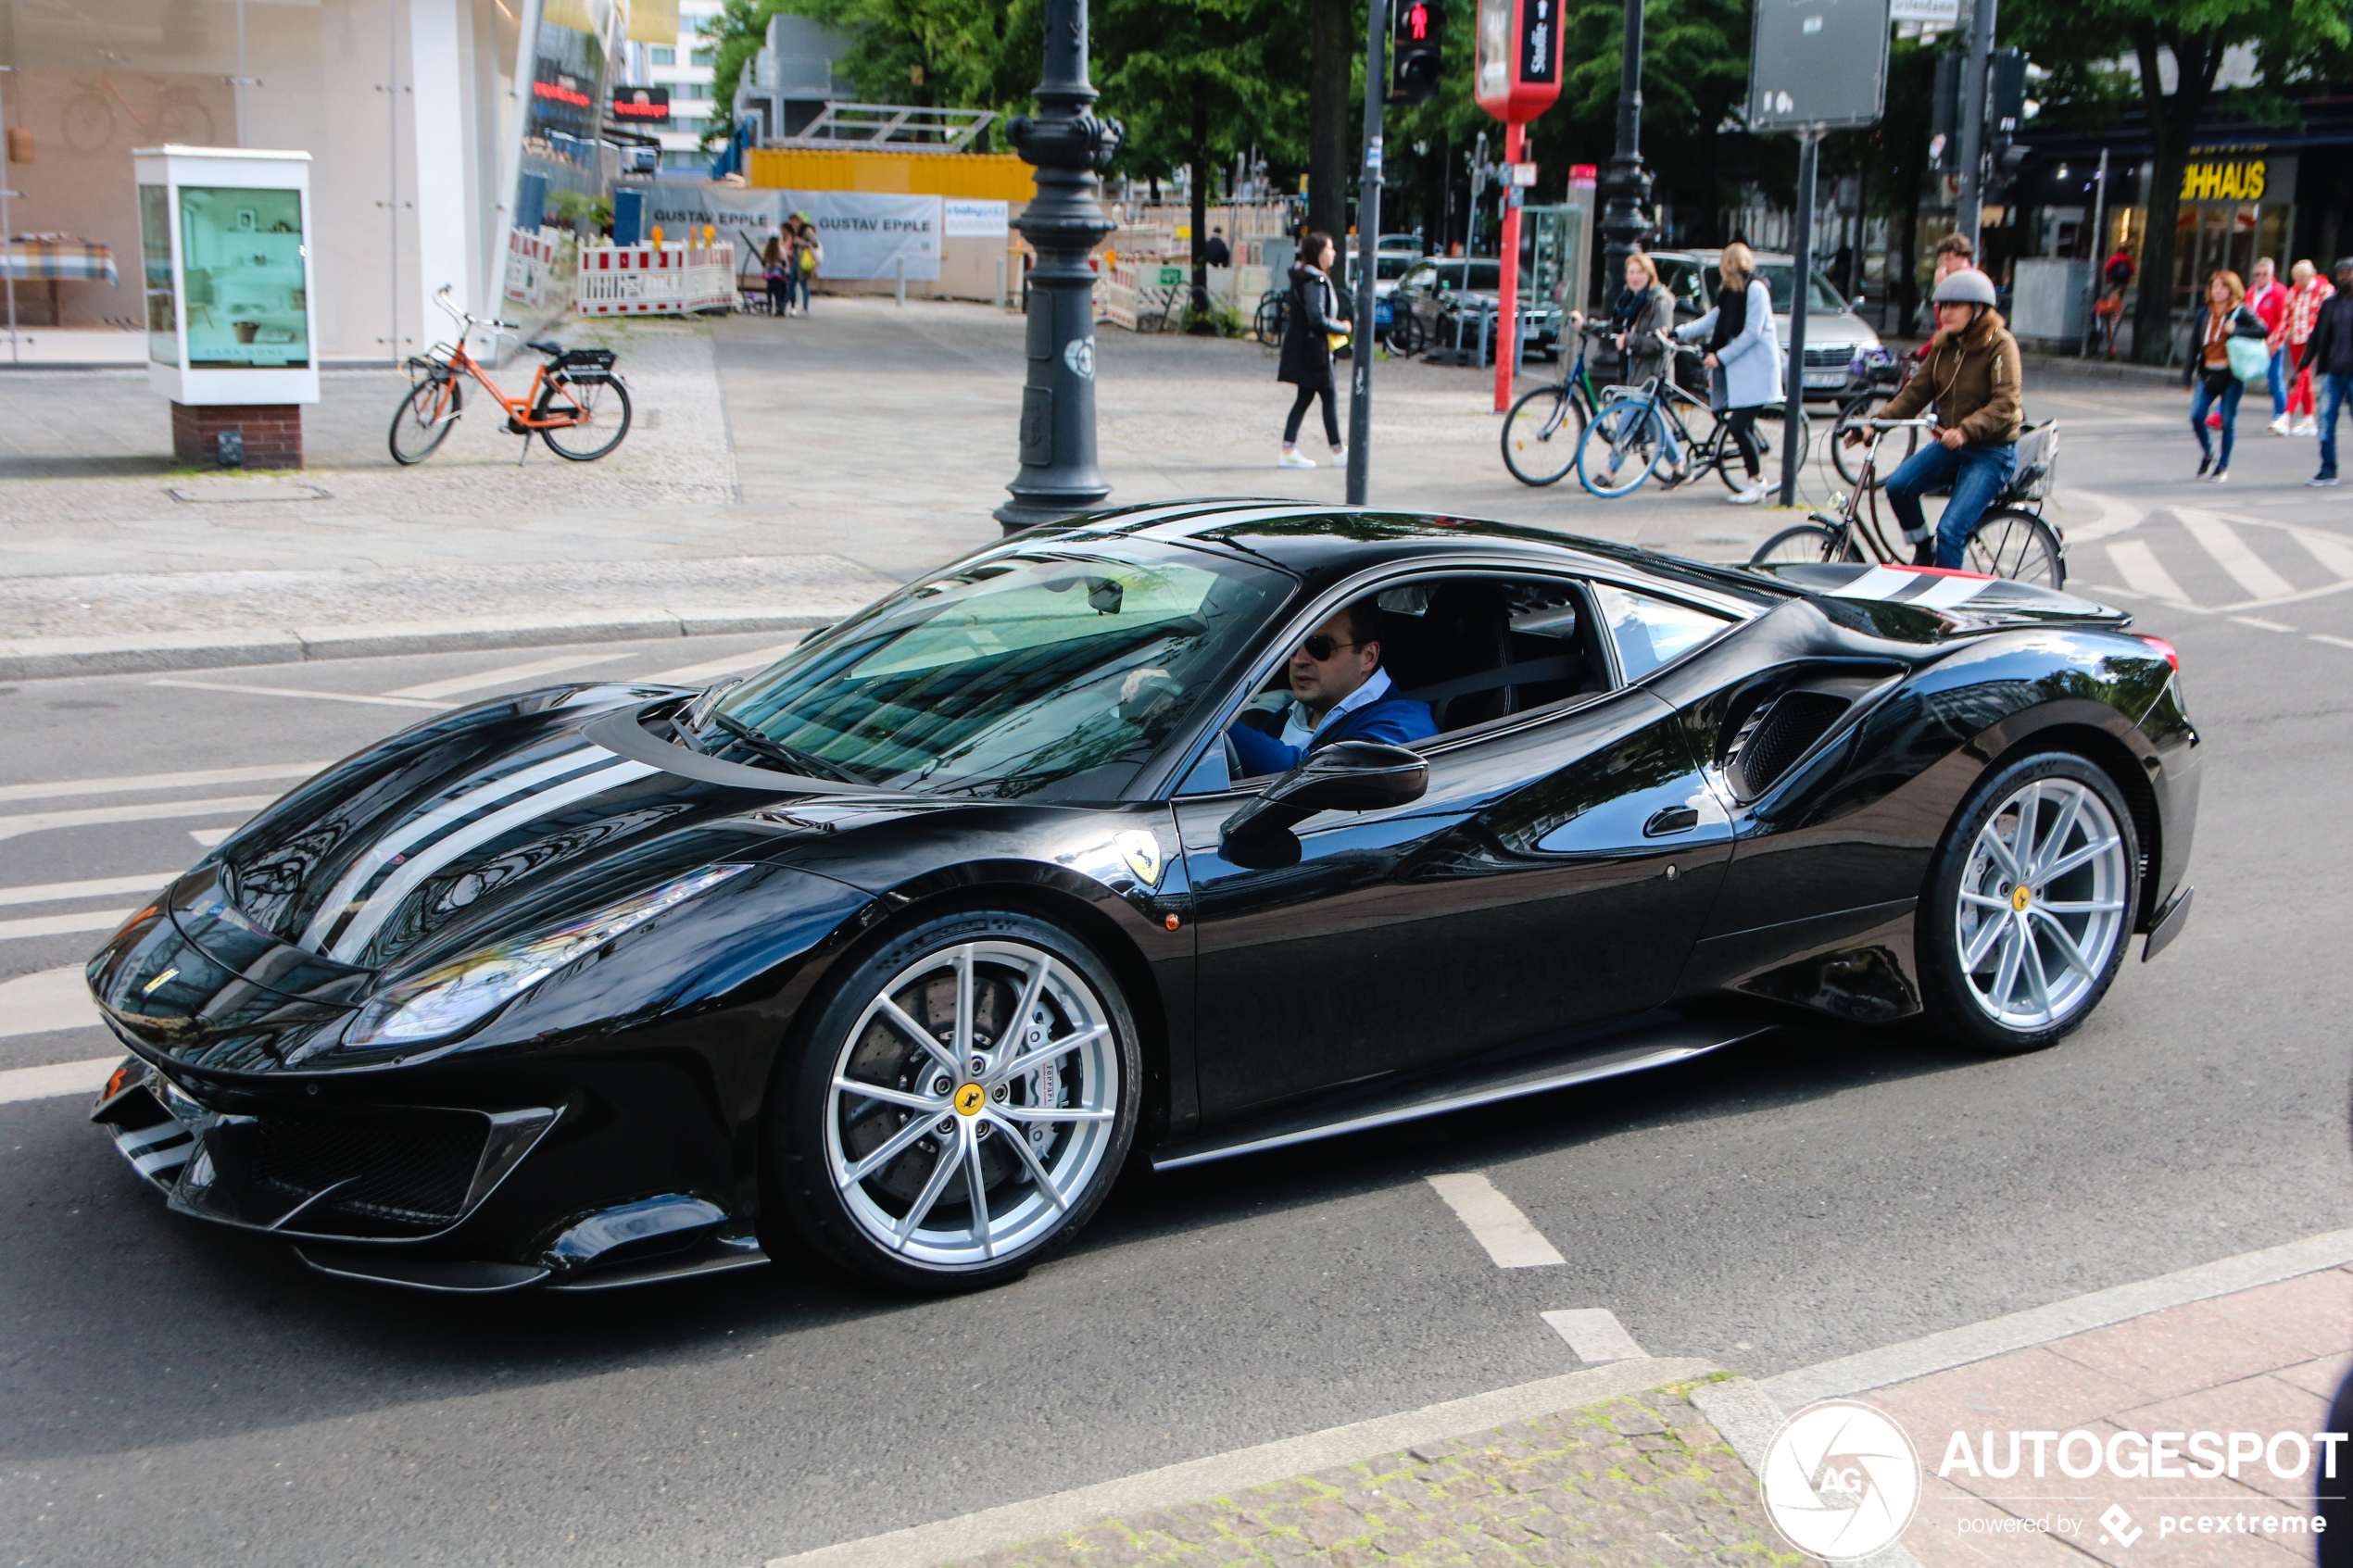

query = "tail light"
[{"left": 2137, "top": 635, "right": 2181, "bottom": 672}]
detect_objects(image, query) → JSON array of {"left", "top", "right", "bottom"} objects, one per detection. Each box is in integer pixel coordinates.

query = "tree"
[
  {"left": 2012, "top": 0, "right": 2350, "bottom": 363},
  {"left": 701, "top": 0, "right": 1041, "bottom": 149}
]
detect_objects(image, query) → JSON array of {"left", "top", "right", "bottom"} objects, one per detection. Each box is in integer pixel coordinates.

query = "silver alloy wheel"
[
  {"left": 823, "top": 939, "right": 1120, "bottom": 1268},
  {"left": 1954, "top": 777, "right": 2132, "bottom": 1030}
]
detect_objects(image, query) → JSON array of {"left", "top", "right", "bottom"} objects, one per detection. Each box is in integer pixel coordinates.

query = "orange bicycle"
[{"left": 389, "top": 286, "right": 633, "bottom": 465}]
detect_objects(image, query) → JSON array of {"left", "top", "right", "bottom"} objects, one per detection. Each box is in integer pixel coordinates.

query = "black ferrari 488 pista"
[{"left": 86, "top": 502, "right": 2198, "bottom": 1293}]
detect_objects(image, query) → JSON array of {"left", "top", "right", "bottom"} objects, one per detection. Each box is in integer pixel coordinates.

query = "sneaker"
[
  {"left": 1911, "top": 540, "right": 1938, "bottom": 568},
  {"left": 1726, "top": 478, "right": 1768, "bottom": 506},
  {"left": 1328, "top": 446, "right": 1349, "bottom": 465},
  {"left": 2295, "top": 419, "right": 2319, "bottom": 435},
  {"left": 2195, "top": 455, "right": 2213, "bottom": 479},
  {"left": 2310, "top": 474, "right": 2341, "bottom": 487},
  {"left": 1278, "top": 449, "right": 1316, "bottom": 469},
  {"left": 2271, "top": 416, "right": 2293, "bottom": 435},
  {"left": 2210, "top": 470, "right": 2230, "bottom": 483}
]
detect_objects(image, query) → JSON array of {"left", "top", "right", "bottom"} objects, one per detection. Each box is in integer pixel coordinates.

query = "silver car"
[{"left": 1649, "top": 248, "right": 1883, "bottom": 401}]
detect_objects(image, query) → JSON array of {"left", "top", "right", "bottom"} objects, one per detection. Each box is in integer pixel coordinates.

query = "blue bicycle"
[{"left": 1572, "top": 337, "right": 1810, "bottom": 498}]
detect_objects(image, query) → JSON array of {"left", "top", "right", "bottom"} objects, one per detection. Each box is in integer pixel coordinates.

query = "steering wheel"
[{"left": 1118, "top": 671, "right": 1185, "bottom": 726}]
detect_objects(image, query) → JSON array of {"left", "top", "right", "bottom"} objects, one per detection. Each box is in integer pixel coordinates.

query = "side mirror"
[
  {"left": 1854, "top": 295, "right": 1868, "bottom": 310},
  {"left": 1220, "top": 741, "right": 1428, "bottom": 843}
]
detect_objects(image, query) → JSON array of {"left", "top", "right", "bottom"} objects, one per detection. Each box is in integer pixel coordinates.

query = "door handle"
[{"left": 1644, "top": 805, "right": 1700, "bottom": 837}]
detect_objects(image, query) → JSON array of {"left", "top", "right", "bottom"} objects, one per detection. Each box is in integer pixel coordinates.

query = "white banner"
[
  {"left": 944, "top": 197, "right": 1011, "bottom": 238},
  {"left": 1889, "top": 0, "right": 1960, "bottom": 20},
  {"left": 635, "top": 186, "right": 944, "bottom": 280}
]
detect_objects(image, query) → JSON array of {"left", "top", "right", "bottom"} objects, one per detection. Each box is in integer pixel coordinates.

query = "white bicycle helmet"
[{"left": 1932, "top": 269, "right": 1998, "bottom": 306}]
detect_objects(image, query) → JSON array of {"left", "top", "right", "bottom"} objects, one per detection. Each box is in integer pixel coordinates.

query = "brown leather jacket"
[{"left": 1881, "top": 307, "right": 2023, "bottom": 446}]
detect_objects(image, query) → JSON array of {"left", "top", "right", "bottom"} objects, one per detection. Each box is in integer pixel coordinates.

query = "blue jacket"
[{"left": 1228, "top": 696, "right": 1437, "bottom": 778}]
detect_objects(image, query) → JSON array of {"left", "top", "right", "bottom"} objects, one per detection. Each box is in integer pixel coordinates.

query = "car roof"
[{"left": 1018, "top": 500, "right": 1784, "bottom": 608}]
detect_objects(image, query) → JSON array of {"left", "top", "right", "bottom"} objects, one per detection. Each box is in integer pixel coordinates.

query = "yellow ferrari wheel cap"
[
  {"left": 2010, "top": 885, "right": 2032, "bottom": 911},
  {"left": 954, "top": 1083, "right": 986, "bottom": 1116}
]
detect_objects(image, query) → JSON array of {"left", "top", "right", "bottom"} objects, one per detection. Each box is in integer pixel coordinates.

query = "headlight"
[{"left": 329, "top": 865, "right": 752, "bottom": 1054}]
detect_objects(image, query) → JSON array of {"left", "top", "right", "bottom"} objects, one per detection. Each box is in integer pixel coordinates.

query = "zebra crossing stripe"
[
  {"left": 2105, "top": 541, "right": 2192, "bottom": 605},
  {"left": 2179, "top": 510, "right": 2296, "bottom": 601}
]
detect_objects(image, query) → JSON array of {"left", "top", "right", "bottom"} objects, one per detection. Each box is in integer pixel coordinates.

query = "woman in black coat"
[{"left": 1277, "top": 232, "right": 1352, "bottom": 468}]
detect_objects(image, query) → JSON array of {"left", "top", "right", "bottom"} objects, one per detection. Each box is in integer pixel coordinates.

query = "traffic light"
[
  {"left": 1930, "top": 52, "right": 1961, "bottom": 169},
  {"left": 1390, "top": 0, "right": 1443, "bottom": 106},
  {"left": 1989, "top": 48, "right": 2027, "bottom": 135}
]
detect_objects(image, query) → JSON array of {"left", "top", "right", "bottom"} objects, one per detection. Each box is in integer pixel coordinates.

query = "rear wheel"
[
  {"left": 387, "top": 377, "right": 460, "bottom": 465},
  {"left": 763, "top": 910, "right": 1141, "bottom": 1292},
  {"left": 1718, "top": 405, "right": 1812, "bottom": 491},
  {"left": 1577, "top": 397, "right": 1663, "bottom": 497},
  {"left": 1920, "top": 754, "right": 2138, "bottom": 1054},
  {"left": 1965, "top": 506, "right": 2065, "bottom": 587},
  {"left": 1253, "top": 296, "right": 1286, "bottom": 346},
  {"left": 1501, "top": 384, "right": 1587, "bottom": 486},
  {"left": 1750, "top": 522, "right": 1846, "bottom": 565},
  {"left": 535, "top": 374, "right": 632, "bottom": 460},
  {"left": 1390, "top": 308, "right": 1424, "bottom": 358}
]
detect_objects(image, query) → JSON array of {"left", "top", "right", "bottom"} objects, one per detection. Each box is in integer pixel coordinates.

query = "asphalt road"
[{"left": 3, "top": 370, "right": 2350, "bottom": 1567}]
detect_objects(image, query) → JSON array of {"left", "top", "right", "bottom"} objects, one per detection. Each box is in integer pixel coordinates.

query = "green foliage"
[{"left": 1096, "top": 0, "right": 1304, "bottom": 183}]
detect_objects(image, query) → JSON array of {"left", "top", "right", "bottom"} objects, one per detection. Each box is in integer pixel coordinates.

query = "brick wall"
[{"left": 170, "top": 403, "right": 305, "bottom": 470}]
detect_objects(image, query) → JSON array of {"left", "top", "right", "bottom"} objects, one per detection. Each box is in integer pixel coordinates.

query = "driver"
[{"left": 1227, "top": 599, "right": 1437, "bottom": 778}]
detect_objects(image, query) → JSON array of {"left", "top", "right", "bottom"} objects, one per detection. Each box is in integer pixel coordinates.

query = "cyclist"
[{"left": 1863, "top": 269, "right": 2022, "bottom": 568}]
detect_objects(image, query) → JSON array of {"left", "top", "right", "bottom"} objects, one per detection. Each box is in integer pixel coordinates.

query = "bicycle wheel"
[
  {"left": 535, "top": 374, "right": 632, "bottom": 461},
  {"left": 1502, "top": 384, "right": 1588, "bottom": 486},
  {"left": 1751, "top": 523, "right": 1845, "bottom": 565},
  {"left": 1720, "top": 405, "right": 1813, "bottom": 492},
  {"left": 1390, "top": 309, "right": 1424, "bottom": 358},
  {"left": 1964, "top": 507, "right": 2065, "bottom": 588},
  {"left": 1253, "top": 297, "right": 1285, "bottom": 346},
  {"left": 1576, "top": 397, "right": 1663, "bottom": 498},
  {"left": 388, "top": 377, "right": 461, "bottom": 465},
  {"left": 1831, "top": 397, "right": 1916, "bottom": 489}
]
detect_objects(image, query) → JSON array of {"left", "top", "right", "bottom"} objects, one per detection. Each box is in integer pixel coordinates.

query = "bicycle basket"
[{"left": 2008, "top": 421, "right": 2058, "bottom": 502}]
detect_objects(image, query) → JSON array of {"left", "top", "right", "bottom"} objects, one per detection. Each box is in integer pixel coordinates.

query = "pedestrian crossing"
[{"left": 2083, "top": 508, "right": 2353, "bottom": 638}]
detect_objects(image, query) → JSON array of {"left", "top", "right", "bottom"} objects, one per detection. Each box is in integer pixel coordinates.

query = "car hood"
[{"left": 1774, "top": 311, "right": 1881, "bottom": 348}]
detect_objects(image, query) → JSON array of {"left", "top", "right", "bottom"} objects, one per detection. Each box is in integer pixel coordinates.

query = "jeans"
[
  {"left": 2268, "top": 345, "right": 2289, "bottom": 416},
  {"left": 2191, "top": 373, "right": 2244, "bottom": 470},
  {"left": 2321, "top": 372, "right": 2353, "bottom": 478},
  {"left": 1284, "top": 382, "right": 1341, "bottom": 446},
  {"left": 1883, "top": 441, "right": 2020, "bottom": 570}
]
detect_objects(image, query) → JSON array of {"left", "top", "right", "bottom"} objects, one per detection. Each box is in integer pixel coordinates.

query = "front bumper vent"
[{"left": 239, "top": 1112, "right": 488, "bottom": 1231}]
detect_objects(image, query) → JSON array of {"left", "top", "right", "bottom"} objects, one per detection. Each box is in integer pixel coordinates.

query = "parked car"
[
  {"left": 1648, "top": 249, "right": 1883, "bottom": 401},
  {"left": 1391, "top": 256, "right": 1564, "bottom": 361}
]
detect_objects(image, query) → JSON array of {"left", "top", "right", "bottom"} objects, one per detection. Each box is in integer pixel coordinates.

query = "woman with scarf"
[
  {"left": 1673, "top": 242, "right": 1783, "bottom": 505},
  {"left": 1277, "top": 232, "right": 1353, "bottom": 469}
]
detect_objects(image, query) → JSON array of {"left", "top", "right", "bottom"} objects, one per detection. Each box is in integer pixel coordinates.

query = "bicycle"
[
  {"left": 61, "top": 67, "right": 215, "bottom": 153},
  {"left": 1751, "top": 419, "right": 2065, "bottom": 587},
  {"left": 389, "top": 286, "right": 633, "bottom": 466},
  {"left": 1252, "top": 287, "right": 1289, "bottom": 346},
  {"left": 1500, "top": 323, "right": 1611, "bottom": 486},
  {"left": 1827, "top": 348, "right": 1918, "bottom": 490},
  {"left": 1573, "top": 338, "right": 1810, "bottom": 498}
]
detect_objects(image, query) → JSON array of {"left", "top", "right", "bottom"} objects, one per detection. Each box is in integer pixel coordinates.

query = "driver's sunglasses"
[{"left": 1299, "top": 634, "right": 1362, "bottom": 661}]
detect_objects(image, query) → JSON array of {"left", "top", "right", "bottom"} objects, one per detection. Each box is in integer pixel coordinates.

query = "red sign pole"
[
  {"left": 1475, "top": 0, "right": 1563, "bottom": 414},
  {"left": 1494, "top": 119, "right": 1526, "bottom": 411}
]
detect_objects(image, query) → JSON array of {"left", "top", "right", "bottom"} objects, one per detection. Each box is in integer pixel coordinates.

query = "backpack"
[{"left": 799, "top": 240, "right": 821, "bottom": 274}]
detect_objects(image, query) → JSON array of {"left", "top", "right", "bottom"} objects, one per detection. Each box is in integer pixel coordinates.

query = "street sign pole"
[
  {"left": 1955, "top": 0, "right": 1996, "bottom": 248},
  {"left": 1493, "top": 120, "right": 1525, "bottom": 413},
  {"left": 1780, "top": 127, "right": 1819, "bottom": 507},
  {"left": 1348, "top": 0, "right": 1386, "bottom": 505}
]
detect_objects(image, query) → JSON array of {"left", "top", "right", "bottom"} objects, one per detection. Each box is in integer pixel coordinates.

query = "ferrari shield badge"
[{"left": 1114, "top": 830, "right": 1164, "bottom": 888}]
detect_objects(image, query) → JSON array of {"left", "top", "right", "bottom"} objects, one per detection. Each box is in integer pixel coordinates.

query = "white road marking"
[
  {"left": 2229, "top": 616, "right": 2296, "bottom": 633},
  {"left": 0, "top": 965, "right": 101, "bottom": 1037},
  {"left": 2293, "top": 529, "right": 2353, "bottom": 582},
  {"left": 0, "top": 1056, "right": 119, "bottom": 1105},
  {"left": 2104, "top": 540, "right": 2191, "bottom": 604},
  {"left": 2312, "top": 634, "right": 2353, "bottom": 652},
  {"left": 0, "top": 908, "right": 131, "bottom": 942},
  {"left": 1425, "top": 1173, "right": 1566, "bottom": 1268},
  {"left": 384, "top": 652, "right": 634, "bottom": 701},
  {"left": 188, "top": 826, "right": 234, "bottom": 847},
  {"left": 647, "top": 639, "right": 813, "bottom": 685},
  {"left": 0, "top": 873, "right": 180, "bottom": 909},
  {"left": 0, "top": 761, "right": 322, "bottom": 807},
  {"left": 149, "top": 678, "right": 451, "bottom": 711},
  {"left": 2178, "top": 510, "right": 2296, "bottom": 600},
  {"left": 1540, "top": 1309, "right": 1650, "bottom": 1364},
  {"left": 0, "top": 795, "right": 272, "bottom": 845}
]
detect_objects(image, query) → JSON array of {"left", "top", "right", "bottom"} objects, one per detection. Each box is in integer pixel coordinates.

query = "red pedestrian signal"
[{"left": 1390, "top": 0, "right": 1443, "bottom": 105}]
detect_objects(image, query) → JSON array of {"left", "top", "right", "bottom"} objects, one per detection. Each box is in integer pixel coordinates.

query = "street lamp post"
[
  {"left": 1598, "top": 0, "right": 1653, "bottom": 288},
  {"left": 995, "top": 0, "right": 1123, "bottom": 535}
]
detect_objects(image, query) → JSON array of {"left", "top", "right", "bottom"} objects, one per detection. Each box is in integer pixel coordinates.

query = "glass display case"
[{"left": 132, "top": 146, "right": 318, "bottom": 407}]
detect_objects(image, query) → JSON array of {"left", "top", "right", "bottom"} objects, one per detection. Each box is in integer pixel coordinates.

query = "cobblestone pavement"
[{"left": 946, "top": 1384, "right": 1799, "bottom": 1568}]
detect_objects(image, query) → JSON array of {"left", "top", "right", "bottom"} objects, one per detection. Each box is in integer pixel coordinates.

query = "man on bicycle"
[{"left": 1863, "top": 269, "right": 2022, "bottom": 569}]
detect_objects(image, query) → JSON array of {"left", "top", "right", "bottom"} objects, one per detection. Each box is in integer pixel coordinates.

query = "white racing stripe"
[
  {"left": 0, "top": 795, "right": 274, "bottom": 845},
  {"left": 0, "top": 909, "right": 131, "bottom": 942},
  {"left": 0, "top": 762, "right": 324, "bottom": 806},
  {"left": 1909, "top": 573, "right": 1997, "bottom": 609},
  {"left": 0, "top": 965, "right": 101, "bottom": 1038},
  {"left": 0, "top": 1057, "right": 119, "bottom": 1106},
  {"left": 1824, "top": 564, "right": 1995, "bottom": 608},
  {"left": 297, "top": 745, "right": 614, "bottom": 952},
  {"left": 323, "top": 758, "right": 658, "bottom": 961},
  {"left": 385, "top": 652, "right": 634, "bottom": 702},
  {"left": 1824, "top": 565, "right": 1919, "bottom": 601},
  {"left": 1425, "top": 1173, "right": 1567, "bottom": 1268},
  {"left": 0, "top": 873, "right": 181, "bottom": 909}
]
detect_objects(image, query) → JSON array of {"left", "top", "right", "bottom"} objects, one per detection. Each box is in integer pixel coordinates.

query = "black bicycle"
[
  {"left": 1500, "top": 324, "right": 1611, "bottom": 486},
  {"left": 1828, "top": 348, "right": 1918, "bottom": 490},
  {"left": 1252, "top": 287, "right": 1288, "bottom": 346},
  {"left": 1573, "top": 337, "right": 1809, "bottom": 498}
]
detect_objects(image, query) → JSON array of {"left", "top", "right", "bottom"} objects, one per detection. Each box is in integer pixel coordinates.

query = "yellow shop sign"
[{"left": 2181, "top": 160, "right": 2268, "bottom": 200}]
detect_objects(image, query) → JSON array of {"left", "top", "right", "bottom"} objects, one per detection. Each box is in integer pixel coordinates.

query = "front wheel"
[
  {"left": 535, "top": 374, "right": 632, "bottom": 460},
  {"left": 1253, "top": 297, "right": 1286, "bottom": 346},
  {"left": 1750, "top": 522, "right": 1846, "bottom": 566},
  {"left": 1577, "top": 397, "right": 1663, "bottom": 497},
  {"left": 388, "top": 377, "right": 460, "bottom": 465},
  {"left": 1502, "top": 384, "right": 1587, "bottom": 486},
  {"left": 1965, "top": 507, "right": 2065, "bottom": 588},
  {"left": 763, "top": 911, "right": 1141, "bottom": 1291},
  {"left": 1832, "top": 396, "right": 1916, "bottom": 488},
  {"left": 1920, "top": 754, "right": 2139, "bottom": 1054}
]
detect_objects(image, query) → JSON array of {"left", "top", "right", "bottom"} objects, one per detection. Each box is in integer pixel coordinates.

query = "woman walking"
[
  {"left": 1277, "top": 232, "right": 1352, "bottom": 469},
  {"left": 2284, "top": 259, "right": 2336, "bottom": 435},
  {"left": 761, "top": 232, "right": 791, "bottom": 317},
  {"left": 1674, "top": 241, "right": 1783, "bottom": 504},
  {"left": 2185, "top": 270, "right": 2268, "bottom": 483},
  {"left": 789, "top": 214, "right": 821, "bottom": 317}
]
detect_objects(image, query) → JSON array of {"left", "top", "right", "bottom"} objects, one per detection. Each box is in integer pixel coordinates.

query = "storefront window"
[
  {"left": 138, "top": 183, "right": 177, "bottom": 366},
  {"left": 178, "top": 186, "right": 308, "bottom": 369}
]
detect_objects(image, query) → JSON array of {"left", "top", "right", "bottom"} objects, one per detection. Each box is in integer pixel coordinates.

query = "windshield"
[
  {"left": 706, "top": 543, "right": 1294, "bottom": 801},
  {"left": 1703, "top": 261, "right": 1848, "bottom": 314},
  {"left": 1463, "top": 261, "right": 1501, "bottom": 292}
]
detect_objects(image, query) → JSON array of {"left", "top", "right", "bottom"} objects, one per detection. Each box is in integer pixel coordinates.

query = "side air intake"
[{"left": 1726, "top": 691, "right": 1853, "bottom": 797}]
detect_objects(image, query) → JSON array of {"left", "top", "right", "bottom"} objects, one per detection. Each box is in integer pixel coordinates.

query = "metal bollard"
[
  {"left": 895, "top": 257, "right": 905, "bottom": 307},
  {"left": 995, "top": 256, "right": 1008, "bottom": 310},
  {"left": 1477, "top": 304, "right": 1493, "bottom": 371}
]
